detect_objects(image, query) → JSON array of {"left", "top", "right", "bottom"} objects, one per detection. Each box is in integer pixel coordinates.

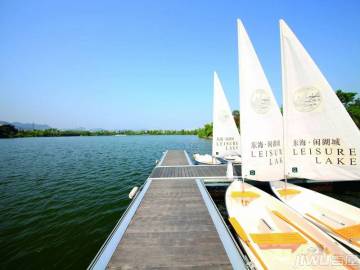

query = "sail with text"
[
  {"left": 212, "top": 72, "right": 241, "bottom": 158},
  {"left": 280, "top": 19, "right": 360, "bottom": 180},
  {"left": 238, "top": 20, "right": 284, "bottom": 181}
]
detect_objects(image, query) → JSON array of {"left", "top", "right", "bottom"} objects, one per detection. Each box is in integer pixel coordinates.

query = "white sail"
[
  {"left": 280, "top": 19, "right": 360, "bottom": 180},
  {"left": 238, "top": 19, "right": 284, "bottom": 181},
  {"left": 212, "top": 72, "right": 241, "bottom": 157}
]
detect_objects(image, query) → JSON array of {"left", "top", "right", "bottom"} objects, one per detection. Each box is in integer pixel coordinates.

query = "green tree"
[
  {"left": 336, "top": 89, "right": 360, "bottom": 128},
  {"left": 197, "top": 123, "right": 213, "bottom": 138},
  {"left": 232, "top": 110, "right": 240, "bottom": 129},
  {"left": 336, "top": 90, "right": 357, "bottom": 108},
  {"left": 0, "top": 124, "right": 18, "bottom": 138}
]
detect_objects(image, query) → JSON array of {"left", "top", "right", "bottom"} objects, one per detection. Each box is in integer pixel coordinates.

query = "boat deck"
[{"left": 88, "top": 150, "right": 246, "bottom": 270}]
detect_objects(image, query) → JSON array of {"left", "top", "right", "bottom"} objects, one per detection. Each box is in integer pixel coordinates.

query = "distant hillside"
[{"left": 0, "top": 121, "right": 52, "bottom": 130}]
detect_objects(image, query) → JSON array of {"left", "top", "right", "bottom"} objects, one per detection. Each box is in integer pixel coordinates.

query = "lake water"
[
  {"left": 1, "top": 135, "right": 359, "bottom": 269},
  {"left": 0, "top": 135, "right": 210, "bottom": 269}
]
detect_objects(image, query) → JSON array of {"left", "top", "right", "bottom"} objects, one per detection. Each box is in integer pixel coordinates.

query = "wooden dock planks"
[
  {"left": 159, "top": 150, "right": 191, "bottom": 166},
  {"left": 89, "top": 150, "right": 245, "bottom": 270},
  {"left": 150, "top": 165, "right": 242, "bottom": 179},
  {"left": 106, "top": 179, "right": 233, "bottom": 269},
  {"left": 154, "top": 150, "right": 242, "bottom": 179}
]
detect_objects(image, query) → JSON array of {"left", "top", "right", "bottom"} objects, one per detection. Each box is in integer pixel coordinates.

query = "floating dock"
[
  {"left": 88, "top": 150, "right": 247, "bottom": 270},
  {"left": 151, "top": 150, "right": 242, "bottom": 179}
]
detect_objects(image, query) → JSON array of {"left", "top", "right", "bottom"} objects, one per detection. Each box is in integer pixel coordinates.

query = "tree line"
[
  {"left": 0, "top": 127, "right": 197, "bottom": 138},
  {"left": 197, "top": 89, "right": 360, "bottom": 138}
]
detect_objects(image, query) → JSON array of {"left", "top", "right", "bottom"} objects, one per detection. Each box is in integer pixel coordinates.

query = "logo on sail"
[
  {"left": 218, "top": 109, "right": 230, "bottom": 122},
  {"left": 293, "top": 86, "right": 322, "bottom": 112},
  {"left": 250, "top": 89, "right": 272, "bottom": 114}
]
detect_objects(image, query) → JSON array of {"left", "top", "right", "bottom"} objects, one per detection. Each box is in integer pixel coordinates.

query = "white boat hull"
[
  {"left": 193, "top": 154, "right": 221, "bottom": 165},
  {"left": 270, "top": 181, "right": 360, "bottom": 254},
  {"left": 223, "top": 155, "right": 242, "bottom": 164},
  {"left": 226, "top": 181, "right": 360, "bottom": 270}
]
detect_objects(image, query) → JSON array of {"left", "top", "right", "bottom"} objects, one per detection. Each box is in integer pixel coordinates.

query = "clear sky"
[{"left": 0, "top": 0, "right": 359, "bottom": 130}]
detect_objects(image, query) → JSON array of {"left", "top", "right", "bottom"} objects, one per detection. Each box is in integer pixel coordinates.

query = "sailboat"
[
  {"left": 227, "top": 181, "right": 360, "bottom": 270},
  {"left": 194, "top": 72, "right": 241, "bottom": 165},
  {"left": 226, "top": 19, "right": 360, "bottom": 270},
  {"left": 270, "top": 19, "right": 360, "bottom": 253}
]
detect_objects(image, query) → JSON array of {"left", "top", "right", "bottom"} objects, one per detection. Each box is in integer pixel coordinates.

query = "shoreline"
[
  {"left": 0, "top": 134, "right": 199, "bottom": 139},
  {"left": 0, "top": 125, "right": 199, "bottom": 139}
]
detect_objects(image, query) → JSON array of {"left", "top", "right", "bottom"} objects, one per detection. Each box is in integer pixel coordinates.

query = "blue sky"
[{"left": 0, "top": 0, "right": 359, "bottom": 130}]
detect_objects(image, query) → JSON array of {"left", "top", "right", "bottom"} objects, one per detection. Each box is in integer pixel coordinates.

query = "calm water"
[
  {"left": 0, "top": 135, "right": 211, "bottom": 269},
  {"left": 1, "top": 136, "right": 359, "bottom": 269}
]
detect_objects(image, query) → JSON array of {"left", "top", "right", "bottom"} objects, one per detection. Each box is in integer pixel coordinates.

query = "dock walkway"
[
  {"left": 153, "top": 150, "right": 241, "bottom": 179},
  {"left": 89, "top": 150, "right": 246, "bottom": 270},
  {"left": 150, "top": 165, "right": 242, "bottom": 179},
  {"left": 158, "top": 150, "right": 192, "bottom": 166}
]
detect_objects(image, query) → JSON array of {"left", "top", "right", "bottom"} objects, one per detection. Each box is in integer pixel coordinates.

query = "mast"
[{"left": 280, "top": 19, "right": 288, "bottom": 189}]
